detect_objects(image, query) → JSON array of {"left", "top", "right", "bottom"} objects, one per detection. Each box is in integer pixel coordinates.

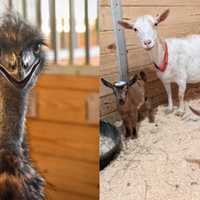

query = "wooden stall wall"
[
  {"left": 27, "top": 74, "right": 99, "bottom": 200},
  {"left": 100, "top": 0, "right": 200, "bottom": 119}
]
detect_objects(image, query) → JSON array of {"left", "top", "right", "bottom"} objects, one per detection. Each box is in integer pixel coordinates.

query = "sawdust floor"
[{"left": 100, "top": 99, "right": 200, "bottom": 200}]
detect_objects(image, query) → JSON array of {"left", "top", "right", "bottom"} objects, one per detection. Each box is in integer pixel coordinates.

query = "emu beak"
[{"left": 0, "top": 59, "right": 41, "bottom": 89}]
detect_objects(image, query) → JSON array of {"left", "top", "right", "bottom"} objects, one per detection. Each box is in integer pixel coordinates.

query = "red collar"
[{"left": 153, "top": 42, "right": 168, "bottom": 72}]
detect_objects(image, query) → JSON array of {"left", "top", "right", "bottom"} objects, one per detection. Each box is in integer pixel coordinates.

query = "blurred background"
[{"left": 0, "top": 0, "right": 99, "bottom": 200}]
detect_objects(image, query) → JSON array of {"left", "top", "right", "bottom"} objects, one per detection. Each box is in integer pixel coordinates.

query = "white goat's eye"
[
  {"left": 154, "top": 23, "right": 158, "bottom": 26},
  {"left": 134, "top": 28, "right": 137, "bottom": 32}
]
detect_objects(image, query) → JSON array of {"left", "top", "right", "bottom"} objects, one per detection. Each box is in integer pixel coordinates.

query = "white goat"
[{"left": 119, "top": 9, "right": 200, "bottom": 116}]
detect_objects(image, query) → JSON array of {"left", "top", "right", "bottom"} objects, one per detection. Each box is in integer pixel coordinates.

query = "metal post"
[
  {"left": 69, "top": 0, "right": 76, "bottom": 65},
  {"left": 49, "top": 0, "right": 57, "bottom": 63},
  {"left": 111, "top": 0, "right": 128, "bottom": 81},
  {"left": 8, "top": 0, "right": 12, "bottom": 10},
  {"left": 36, "top": 0, "right": 41, "bottom": 29},
  {"left": 85, "top": 0, "right": 90, "bottom": 65},
  {"left": 22, "top": 0, "right": 27, "bottom": 19}
]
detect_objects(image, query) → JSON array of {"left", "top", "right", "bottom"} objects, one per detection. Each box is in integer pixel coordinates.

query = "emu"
[
  {"left": 0, "top": 12, "right": 45, "bottom": 199},
  {"left": 101, "top": 72, "right": 154, "bottom": 139},
  {"left": 119, "top": 9, "right": 200, "bottom": 117}
]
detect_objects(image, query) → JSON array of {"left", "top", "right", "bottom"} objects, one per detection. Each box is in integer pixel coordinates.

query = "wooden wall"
[
  {"left": 100, "top": 0, "right": 200, "bottom": 118},
  {"left": 27, "top": 74, "right": 99, "bottom": 200}
]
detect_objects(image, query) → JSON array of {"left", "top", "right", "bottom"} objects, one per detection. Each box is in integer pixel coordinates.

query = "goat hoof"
[
  {"left": 131, "top": 134, "right": 137, "bottom": 140},
  {"left": 165, "top": 107, "right": 173, "bottom": 114},
  {"left": 175, "top": 109, "right": 185, "bottom": 117}
]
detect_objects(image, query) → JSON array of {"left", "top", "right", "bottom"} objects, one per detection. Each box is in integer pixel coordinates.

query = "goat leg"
[
  {"left": 163, "top": 82, "right": 173, "bottom": 114},
  {"left": 176, "top": 80, "right": 186, "bottom": 117},
  {"left": 125, "top": 126, "right": 131, "bottom": 138},
  {"left": 131, "top": 127, "right": 137, "bottom": 139},
  {"left": 144, "top": 98, "right": 155, "bottom": 123}
]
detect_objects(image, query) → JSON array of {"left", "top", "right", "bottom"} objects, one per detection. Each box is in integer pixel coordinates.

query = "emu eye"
[
  {"left": 134, "top": 28, "right": 137, "bottom": 32},
  {"left": 33, "top": 43, "right": 41, "bottom": 54}
]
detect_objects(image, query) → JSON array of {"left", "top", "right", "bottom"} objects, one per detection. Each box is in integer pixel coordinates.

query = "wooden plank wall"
[
  {"left": 26, "top": 74, "right": 99, "bottom": 200},
  {"left": 100, "top": 0, "right": 200, "bottom": 118}
]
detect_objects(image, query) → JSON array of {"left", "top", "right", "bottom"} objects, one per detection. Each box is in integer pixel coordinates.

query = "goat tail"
[{"left": 189, "top": 105, "right": 200, "bottom": 116}]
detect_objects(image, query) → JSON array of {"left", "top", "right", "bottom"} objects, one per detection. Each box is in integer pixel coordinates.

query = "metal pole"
[
  {"left": 69, "top": 0, "right": 76, "bottom": 65},
  {"left": 22, "top": 0, "right": 27, "bottom": 19},
  {"left": 49, "top": 0, "right": 57, "bottom": 63},
  {"left": 111, "top": 0, "right": 128, "bottom": 81},
  {"left": 84, "top": 0, "right": 90, "bottom": 65},
  {"left": 8, "top": 0, "right": 12, "bottom": 10},
  {"left": 36, "top": 0, "right": 42, "bottom": 29}
]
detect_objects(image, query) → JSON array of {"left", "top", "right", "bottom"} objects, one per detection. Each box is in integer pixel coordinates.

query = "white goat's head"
[{"left": 118, "top": 9, "right": 170, "bottom": 50}]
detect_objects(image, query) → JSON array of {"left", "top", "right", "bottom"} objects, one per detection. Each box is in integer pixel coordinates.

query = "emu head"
[
  {"left": 101, "top": 72, "right": 146, "bottom": 105},
  {"left": 0, "top": 12, "right": 45, "bottom": 91},
  {"left": 118, "top": 9, "right": 170, "bottom": 50}
]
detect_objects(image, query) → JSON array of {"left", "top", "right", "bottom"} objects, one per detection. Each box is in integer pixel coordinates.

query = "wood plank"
[
  {"left": 27, "top": 120, "right": 98, "bottom": 163},
  {"left": 101, "top": 48, "right": 151, "bottom": 76},
  {"left": 100, "top": 6, "right": 200, "bottom": 31},
  {"left": 100, "top": 22, "right": 200, "bottom": 93},
  {"left": 100, "top": 22, "right": 200, "bottom": 54},
  {"left": 31, "top": 154, "right": 98, "bottom": 199},
  {"left": 100, "top": 65, "right": 158, "bottom": 96},
  {"left": 37, "top": 74, "right": 99, "bottom": 92},
  {"left": 100, "top": 78, "right": 165, "bottom": 116},
  {"left": 100, "top": 1, "right": 200, "bottom": 118},
  {"left": 27, "top": 121, "right": 98, "bottom": 199},
  {"left": 46, "top": 188, "right": 97, "bottom": 200},
  {"left": 100, "top": 80, "right": 200, "bottom": 117},
  {"left": 36, "top": 88, "right": 92, "bottom": 124},
  {"left": 101, "top": 0, "right": 200, "bottom": 6}
]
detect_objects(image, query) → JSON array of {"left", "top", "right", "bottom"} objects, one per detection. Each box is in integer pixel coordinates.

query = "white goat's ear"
[
  {"left": 101, "top": 78, "right": 113, "bottom": 89},
  {"left": 118, "top": 20, "right": 133, "bottom": 29},
  {"left": 156, "top": 9, "right": 170, "bottom": 24}
]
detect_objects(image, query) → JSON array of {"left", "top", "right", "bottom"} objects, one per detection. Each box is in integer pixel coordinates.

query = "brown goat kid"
[{"left": 101, "top": 72, "right": 154, "bottom": 139}]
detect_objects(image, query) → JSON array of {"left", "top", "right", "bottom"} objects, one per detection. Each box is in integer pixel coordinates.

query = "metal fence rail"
[{"left": 7, "top": 0, "right": 98, "bottom": 66}]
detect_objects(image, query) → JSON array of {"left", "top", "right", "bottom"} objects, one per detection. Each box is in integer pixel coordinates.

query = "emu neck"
[
  {"left": 148, "top": 35, "right": 165, "bottom": 67},
  {"left": 0, "top": 87, "right": 28, "bottom": 149}
]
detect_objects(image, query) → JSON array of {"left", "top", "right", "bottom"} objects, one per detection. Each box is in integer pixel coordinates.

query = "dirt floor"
[{"left": 100, "top": 99, "right": 200, "bottom": 200}]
